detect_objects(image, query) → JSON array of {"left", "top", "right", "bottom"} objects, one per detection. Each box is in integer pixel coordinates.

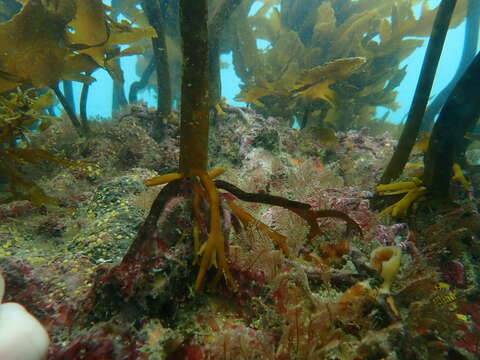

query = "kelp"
[
  {"left": 208, "top": 0, "right": 245, "bottom": 107},
  {"left": 423, "top": 50, "right": 480, "bottom": 199},
  {"left": 380, "top": 0, "right": 458, "bottom": 184},
  {"left": 140, "top": 0, "right": 172, "bottom": 121},
  {"left": 231, "top": 0, "right": 468, "bottom": 131},
  {"left": 67, "top": 0, "right": 156, "bottom": 102},
  {"left": 0, "top": 0, "right": 156, "bottom": 135},
  {"left": 0, "top": 0, "right": 78, "bottom": 93},
  {"left": 130, "top": 0, "right": 245, "bottom": 112},
  {"left": 0, "top": 88, "right": 76, "bottom": 204},
  {"left": 292, "top": 57, "right": 367, "bottom": 107},
  {"left": 106, "top": 0, "right": 363, "bottom": 293},
  {"left": 124, "top": 0, "right": 183, "bottom": 110},
  {"left": 421, "top": 0, "right": 479, "bottom": 131}
]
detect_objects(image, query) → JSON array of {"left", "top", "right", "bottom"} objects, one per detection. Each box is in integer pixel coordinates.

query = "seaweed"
[
  {"left": 93, "top": 0, "right": 362, "bottom": 295},
  {"left": 129, "top": 0, "right": 245, "bottom": 114},
  {"left": 380, "top": 0, "right": 460, "bottom": 184},
  {"left": 0, "top": 0, "right": 156, "bottom": 136},
  {"left": 140, "top": 0, "right": 172, "bottom": 121},
  {"left": 0, "top": 88, "right": 76, "bottom": 204},
  {"left": 230, "top": 0, "right": 468, "bottom": 131},
  {"left": 374, "top": 0, "right": 479, "bottom": 216},
  {"left": 422, "top": 0, "right": 480, "bottom": 131},
  {"left": 207, "top": 0, "right": 245, "bottom": 107},
  {"left": 423, "top": 50, "right": 480, "bottom": 199}
]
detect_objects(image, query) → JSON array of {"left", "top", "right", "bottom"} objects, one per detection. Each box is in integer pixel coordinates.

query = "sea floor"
[{"left": 1, "top": 104, "right": 479, "bottom": 359}]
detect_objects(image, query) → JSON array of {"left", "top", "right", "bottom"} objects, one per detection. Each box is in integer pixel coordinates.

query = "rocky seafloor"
[{"left": 1, "top": 104, "right": 480, "bottom": 359}]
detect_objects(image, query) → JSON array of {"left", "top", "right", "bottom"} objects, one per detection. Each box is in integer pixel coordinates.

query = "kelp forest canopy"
[
  {"left": 0, "top": 0, "right": 470, "bottom": 134},
  {"left": 231, "top": 0, "right": 468, "bottom": 130}
]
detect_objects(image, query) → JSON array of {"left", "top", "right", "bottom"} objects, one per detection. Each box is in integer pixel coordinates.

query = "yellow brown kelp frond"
[
  {"left": 451, "top": 163, "right": 472, "bottom": 192},
  {"left": 0, "top": 159, "right": 57, "bottom": 205},
  {"left": 292, "top": 57, "right": 367, "bottom": 107},
  {"left": 377, "top": 162, "right": 472, "bottom": 217},
  {"left": 237, "top": 53, "right": 366, "bottom": 112},
  {"left": 231, "top": 0, "right": 467, "bottom": 130},
  {"left": 236, "top": 81, "right": 290, "bottom": 108},
  {"left": 67, "top": 0, "right": 157, "bottom": 53},
  {"left": 0, "top": 0, "right": 74, "bottom": 92},
  {"left": 330, "top": 10, "right": 380, "bottom": 58},
  {"left": 234, "top": 22, "right": 304, "bottom": 107},
  {"left": 66, "top": 0, "right": 109, "bottom": 58},
  {"left": 413, "top": 132, "right": 431, "bottom": 153},
  {"left": 311, "top": 2, "right": 336, "bottom": 46},
  {"left": 66, "top": 0, "right": 156, "bottom": 82},
  {"left": 0, "top": 0, "right": 155, "bottom": 94},
  {"left": 0, "top": 88, "right": 77, "bottom": 205},
  {"left": 395, "top": 0, "right": 468, "bottom": 38},
  {"left": 0, "top": 88, "right": 57, "bottom": 143},
  {"left": 376, "top": 177, "right": 427, "bottom": 217},
  {"left": 143, "top": 169, "right": 235, "bottom": 291},
  {"left": 248, "top": 4, "right": 282, "bottom": 42},
  {"left": 366, "top": 0, "right": 467, "bottom": 61}
]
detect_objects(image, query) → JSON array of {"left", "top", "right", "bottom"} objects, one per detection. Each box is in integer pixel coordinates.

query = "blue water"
[{"left": 67, "top": 0, "right": 466, "bottom": 125}]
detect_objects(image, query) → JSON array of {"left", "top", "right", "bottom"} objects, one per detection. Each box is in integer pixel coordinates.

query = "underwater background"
[
  {"left": 68, "top": 0, "right": 468, "bottom": 125},
  {"left": 0, "top": 0, "right": 480, "bottom": 359}
]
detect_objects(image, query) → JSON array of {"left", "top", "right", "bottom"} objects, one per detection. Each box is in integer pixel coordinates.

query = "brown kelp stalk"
[
  {"left": 208, "top": 0, "right": 244, "bottom": 106},
  {"left": 111, "top": 64, "right": 128, "bottom": 112},
  {"left": 52, "top": 84, "right": 84, "bottom": 137},
  {"left": 178, "top": 0, "right": 238, "bottom": 289},
  {"left": 423, "top": 51, "right": 480, "bottom": 198},
  {"left": 380, "top": 0, "right": 457, "bottom": 184},
  {"left": 141, "top": 0, "right": 172, "bottom": 118},
  {"left": 110, "top": 0, "right": 128, "bottom": 112},
  {"left": 179, "top": 0, "right": 209, "bottom": 174},
  {"left": 178, "top": 0, "right": 235, "bottom": 290},
  {"left": 128, "top": 57, "right": 156, "bottom": 103},
  {"left": 79, "top": 74, "right": 92, "bottom": 135},
  {"left": 63, "top": 80, "right": 75, "bottom": 112},
  {"left": 421, "top": 0, "right": 480, "bottom": 131}
]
